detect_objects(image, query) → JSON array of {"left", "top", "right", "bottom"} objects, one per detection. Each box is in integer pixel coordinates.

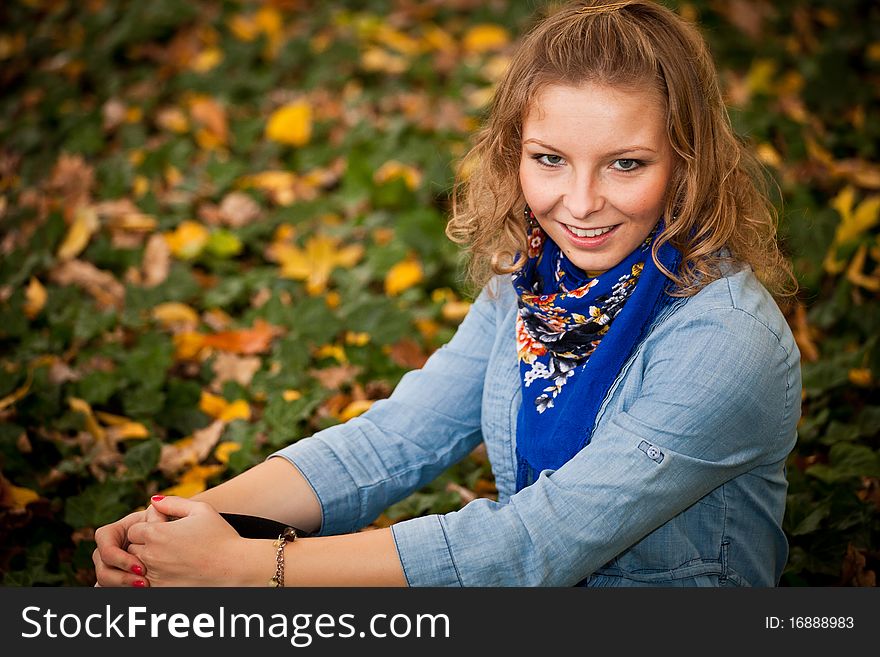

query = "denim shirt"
[{"left": 273, "top": 267, "right": 801, "bottom": 586}]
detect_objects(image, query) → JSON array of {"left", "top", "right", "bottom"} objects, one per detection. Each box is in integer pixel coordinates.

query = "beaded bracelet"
[{"left": 269, "top": 527, "right": 298, "bottom": 587}]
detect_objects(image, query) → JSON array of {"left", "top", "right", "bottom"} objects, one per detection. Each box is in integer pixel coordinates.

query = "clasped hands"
[{"left": 92, "top": 496, "right": 250, "bottom": 587}]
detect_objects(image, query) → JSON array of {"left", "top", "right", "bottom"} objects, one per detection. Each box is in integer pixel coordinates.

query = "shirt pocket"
[{"left": 593, "top": 492, "right": 730, "bottom": 583}]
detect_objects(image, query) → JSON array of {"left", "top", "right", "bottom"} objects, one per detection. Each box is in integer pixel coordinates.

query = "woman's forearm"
[
  {"left": 236, "top": 528, "right": 407, "bottom": 587},
  {"left": 193, "top": 456, "right": 323, "bottom": 534}
]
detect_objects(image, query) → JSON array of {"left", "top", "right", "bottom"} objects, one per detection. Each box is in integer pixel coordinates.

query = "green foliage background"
[{"left": 0, "top": 0, "right": 877, "bottom": 586}]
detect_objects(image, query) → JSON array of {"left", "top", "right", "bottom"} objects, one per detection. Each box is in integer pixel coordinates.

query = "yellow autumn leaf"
[
  {"left": 282, "top": 389, "right": 303, "bottom": 402},
  {"left": 152, "top": 302, "right": 200, "bottom": 329},
  {"left": 191, "top": 47, "right": 223, "bottom": 73},
  {"left": 442, "top": 300, "right": 472, "bottom": 322},
  {"left": 158, "top": 480, "right": 206, "bottom": 498},
  {"left": 267, "top": 234, "right": 364, "bottom": 295},
  {"left": 315, "top": 344, "right": 347, "bottom": 363},
  {"left": 344, "top": 331, "right": 370, "bottom": 346},
  {"left": 265, "top": 101, "right": 313, "bottom": 147},
  {"left": 462, "top": 24, "right": 510, "bottom": 54},
  {"left": 106, "top": 422, "right": 150, "bottom": 441},
  {"left": 848, "top": 368, "right": 873, "bottom": 387},
  {"left": 385, "top": 258, "right": 423, "bottom": 296},
  {"left": 68, "top": 397, "right": 106, "bottom": 443},
  {"left": 831, "top": 186, "right": 880, "bottom": 245},
  {"left": 199, "top": 390, "right": 251, "bottom": 422},
  {"left": 24, "top": 277, "right": 47, "bottom": 319},
  {"left": 214, "top": 441, "right": 242, "bottom": 464},
  {"left": 156, "top": 106, "right": 190, "bottom": 133},
  {"left": 374, "top": 160, "right": 422, "bottom": 190},
  {"left": 57, "top": 205, "right": 100, "bottom": 260},
  {"left": 361, "top": 46, "right": 408, "bottom": 74},
  {"left": 238, "top": 170, "right": 298, "bottom": 206},
  {"left": 164, "top": 220, "right": 210, "bottom": 260},
  {"left": 338, "top": 399, "right": 374, "bottom": 422},
  {"left": 0, "top": 475, "right": 40, "bottom": 512},
  {"left": 173, "top": 331, "right": 209, "bottom": 361}
]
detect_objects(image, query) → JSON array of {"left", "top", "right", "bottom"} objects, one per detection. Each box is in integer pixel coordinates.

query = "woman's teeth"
[{"left": 566, "top": 224, "right": 613, "bottom": 238}]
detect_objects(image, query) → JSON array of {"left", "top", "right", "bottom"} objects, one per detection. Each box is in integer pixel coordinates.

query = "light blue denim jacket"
[{"left": 273, "top": 266, "right": 801, "bottom": 586}]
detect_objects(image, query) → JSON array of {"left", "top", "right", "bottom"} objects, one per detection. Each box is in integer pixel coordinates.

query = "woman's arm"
[
  {"left": 124, "top": 495, "right": 406, "bottom": 587},
  {"left": 93, "top": 457, "right": 322, "bottom": 586}
]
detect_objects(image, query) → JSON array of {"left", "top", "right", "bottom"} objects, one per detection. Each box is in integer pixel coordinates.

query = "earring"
[{"left": 524, "top": 205, "right": 539, "bottom": 229}]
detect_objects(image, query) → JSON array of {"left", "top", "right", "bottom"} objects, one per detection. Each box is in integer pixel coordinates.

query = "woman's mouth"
[{"left": 561, "top": 222, "right": 619, "bottom": 246}]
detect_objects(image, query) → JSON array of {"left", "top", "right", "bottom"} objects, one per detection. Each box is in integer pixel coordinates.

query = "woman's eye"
[
  {"left": 535, "top": 154, "right": 564, "bottom": 167},
  {"left": 613, "top": 159, "right": 640, "bottom": 171}
]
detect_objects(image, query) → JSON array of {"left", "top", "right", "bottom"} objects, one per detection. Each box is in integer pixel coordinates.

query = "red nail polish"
[
  {"left": 150, "top": 495, "right": 165, "bottom": 502},
  {"left": 132, "top": 580, "right": 146, "bottom": 588},
  {"left": 131, "top": 565, "right": 144, "bottom": 576}
]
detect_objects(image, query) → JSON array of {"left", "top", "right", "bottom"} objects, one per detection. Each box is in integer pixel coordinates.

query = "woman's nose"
[{"left": 563, "top": 175, "right": 604, "bottom": 220}]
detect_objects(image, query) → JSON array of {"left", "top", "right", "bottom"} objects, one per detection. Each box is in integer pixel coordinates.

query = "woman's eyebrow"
[{"left": 522, "top": 138, "right": 658, "bottom": 156}]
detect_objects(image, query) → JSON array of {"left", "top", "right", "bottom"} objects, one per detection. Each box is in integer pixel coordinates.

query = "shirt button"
[{"left": 646, "top": 446, "right": 661, "bottom": 460}]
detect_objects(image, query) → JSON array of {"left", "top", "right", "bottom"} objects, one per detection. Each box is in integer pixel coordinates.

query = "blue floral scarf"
[{"left": 512, "top": 210, "right": 681, "bottom": 491}]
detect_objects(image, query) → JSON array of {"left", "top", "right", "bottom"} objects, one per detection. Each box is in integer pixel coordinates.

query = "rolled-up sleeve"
[
  {"left": 271, "top": 284, "right": 499, "bottom": 536},
  {"left": 390, "top": 306, "right": 800, "bottom": 586}
]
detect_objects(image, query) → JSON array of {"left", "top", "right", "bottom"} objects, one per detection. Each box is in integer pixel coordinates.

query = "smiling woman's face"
[{"left": 519, "top": 82, "right": 674, "bottom": 273}]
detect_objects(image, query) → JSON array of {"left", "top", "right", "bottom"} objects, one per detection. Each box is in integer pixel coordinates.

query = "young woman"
[{"left": 93, "top": 0, "right": 801, "bottom": 587}]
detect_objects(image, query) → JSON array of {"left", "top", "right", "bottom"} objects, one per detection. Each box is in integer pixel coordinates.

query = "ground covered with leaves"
[{"left": 0, "top": 0, "right": 877, "bottom": 586}]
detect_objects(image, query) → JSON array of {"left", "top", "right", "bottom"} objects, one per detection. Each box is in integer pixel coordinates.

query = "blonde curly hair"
[{"left": 446, "top": 0, "right": 795, "bottom": 300}]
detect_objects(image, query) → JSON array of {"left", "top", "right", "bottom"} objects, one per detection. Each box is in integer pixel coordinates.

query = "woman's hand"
[
  {"left": 125, "top": 495, "right": 256, "bottom": 587},
  {"left": 92, "top": 509, "right": 149, "bottom": 587}
]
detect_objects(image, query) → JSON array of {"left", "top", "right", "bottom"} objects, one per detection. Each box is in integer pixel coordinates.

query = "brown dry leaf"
[
  {"left": 218, "top": 191, "right": 262, "bottom": 227},
  {"left": 188, "top": 95, "right": 229, "bottom": 147},
  {"left": 211, "top": 354, "right": 262, "bottom": 391},
  {"left": 142, "top": 232, "right": 171, "bottom": 287},
  {"left": 49, "top": 259, "right": 125, "bottom": 310},
  {"left": 386, "top": 338, "right": 429, "bottom": 369},
  {"left": 158, "top": 420, "right": 225, "bottom": 476},
  {"left": 840, "top": 543, "right": 876, "bottom": 587},
  {"left": 48, "top": 152, "right": 94, "bottom": 209},
  {"left": 309, "top": 364, "right": 362, "bottom": 391},
  {"left": 788, "top": 301, "right": 820, "bottom": 362},
  {"left": 445, "top": 481, "right": 478, "bottom": 505},
  {"left": 202, "top": 318, "right": 284, "bottom": 354}
]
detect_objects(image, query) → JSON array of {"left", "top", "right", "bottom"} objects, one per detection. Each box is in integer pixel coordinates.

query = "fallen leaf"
[
  {"left": 211, "top": 352, "right": 261, "bottom": 389},
  {"left": 338, "top": 399, "right": 374, "bottom": 422},
  {"left": 268, "top": 234, "right": 364, "bottom": 295},
  {"left": 49, "top": 259, "right": 125, "bottom": 310},
  {"left": 48, "top": 152, "right": 94, "bottom": 209},
  {"left": 385, "top": 258, "right": 423, "bottom": 295},
  {"left": 218, "top": 191, "right": 261, "bottom": 227},
  {"left": 374, "top": 160, "right": 422, "bottom": 190},
  {"left": 152, "top": 302, "right": 200, "bottom": 330},
  {"left": 23, "top": 277, "right": 47, "bottom": 319},
  {"left": 0, "top": 472, "right": 40, "bottom": 512},
  {"left": 68, "top": 397, "right": 107, "bottom": 444},
  {"left": 386, "top": 338, "right": 429, "bottom": 369},
  {"left": 202, "top": 318, "right": 283, "bottom": 354},
  {"left": 158, "top": 420, "right": 225, "bottom": 476},
  {"left": 199, "top": 390, "right": 251, "bottom": 422},
  {"left": 265, "top": 100, "right": 313, "bottom": 147},
  {"left": 164, "top": 220, "right": 210, "bottom": 260},
  {"left": 441, "top": 300, "right": 471, "bottom": 322},
  {"left": 188, "top": 95, "right": 228, "bottom": 146},
  {"left": 142, "top": 233, "right": 171, "bottom": 287},
  {"left": 214, "top": 441, "right": 241, "bottom": 464},
  {"left": 462, "top": 24, "right": 510, "bottom": 54},
  {"left": 309, "top": 364, "right": 362, "bottom": 390},
  {"left": 282, "top": 389, "right": 302, "bottom": 401},
  {"left": 57, "top": 205, "right": 100, "bottom": 260}
]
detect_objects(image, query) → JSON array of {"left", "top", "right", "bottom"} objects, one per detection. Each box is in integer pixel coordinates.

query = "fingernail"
[
  {"left": 132, "top": 580, "right": 146, "bottom": 588},
  {"left": 131, "top": 565, "right": 144, "bottom": 576},
  {"left": 150, "top": 495, "right": 165, "bottom": 502}
]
